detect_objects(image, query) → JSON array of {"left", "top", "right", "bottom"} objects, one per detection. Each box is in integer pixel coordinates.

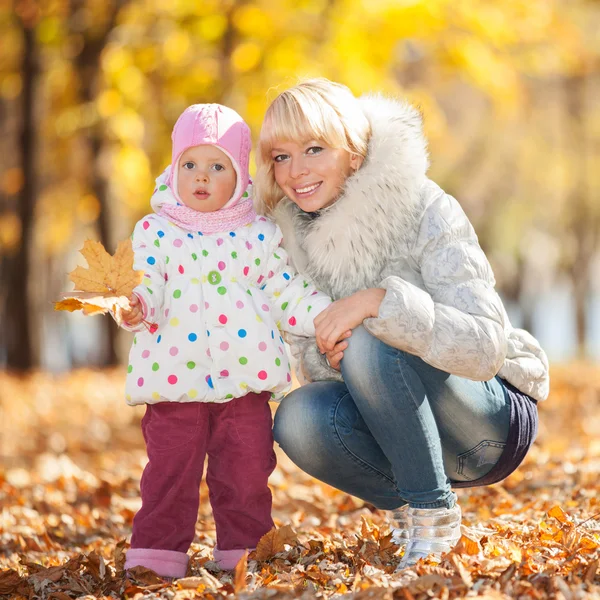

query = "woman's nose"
[{"left": 289, "top": 158, "right": 309, "bottom": 179}]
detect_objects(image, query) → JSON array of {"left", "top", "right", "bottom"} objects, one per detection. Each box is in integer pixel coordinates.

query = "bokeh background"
[
  {"left": 1, "top": 0, "right": 600, "bottom": 371},
  {"left": 2, "top": 4, "right": 600, "bottom": 596}
]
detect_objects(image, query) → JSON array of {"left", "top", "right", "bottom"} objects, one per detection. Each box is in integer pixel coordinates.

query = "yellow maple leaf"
[{"left": 54, "top": 239, "right": 144, "bottom": 325}]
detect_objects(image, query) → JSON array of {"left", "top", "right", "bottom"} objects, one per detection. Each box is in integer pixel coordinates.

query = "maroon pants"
[{"left": 130, "top": 392, "right": 276, "bottom": 553}]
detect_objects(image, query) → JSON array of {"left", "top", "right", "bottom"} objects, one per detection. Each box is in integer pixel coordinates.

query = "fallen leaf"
[
  {"left": 548, "top": 506, "right": 571, "bottom": 525},
  {"left": 456, "top": 533, "right": 482, "bottom": 556},
  {"left": 113, "top": 539, "right": 127, "bottom": 573},
  {"left": 233, "top": 550, "right": 248, "bottom": 593},
  {"left": 255, "top": 525, "right": 297, "bottom": 561},
  {"left": 0, "top": 569, "right": 22, "bottom": 594},
  {"left": 125, "top": 565, "right": 163, "bottom": 586}
]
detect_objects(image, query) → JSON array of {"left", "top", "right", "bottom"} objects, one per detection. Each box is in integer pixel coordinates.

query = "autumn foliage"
[{"left": 1, "top": 365, "right": 600, "bottom": 598}]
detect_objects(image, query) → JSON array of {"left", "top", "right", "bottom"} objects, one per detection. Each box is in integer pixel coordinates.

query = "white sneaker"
[
  {"left": 387, "top": 505, "right": 410, "bottom": 547},
  {"left": 396, "top": 504, "right": 462, "bottom": 570}
]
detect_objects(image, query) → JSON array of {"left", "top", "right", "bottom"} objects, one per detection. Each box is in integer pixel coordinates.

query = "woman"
[{"left": 255, "top": 79, "right": 548, "bottom": 569}]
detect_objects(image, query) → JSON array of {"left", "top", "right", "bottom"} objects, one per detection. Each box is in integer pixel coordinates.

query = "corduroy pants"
[{"left": 126, "top": 392, "right": 276, "bottom": 576}]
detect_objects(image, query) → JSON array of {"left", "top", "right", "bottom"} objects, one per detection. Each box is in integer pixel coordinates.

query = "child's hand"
[
  {"left": 121, "top": 294, "right": 144, "bottom": 325},
  {"left": 315, "top": 289, "right": 385, "bottom": 353},
  {"left": 324, "top": 331, "right": 352, "bottom": 371}
]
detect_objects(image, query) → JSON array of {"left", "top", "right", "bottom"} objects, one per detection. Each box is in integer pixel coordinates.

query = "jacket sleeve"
[
  {"left": 120, "top": 217, "right": 166, "bottom": 333},
  {"left": 363, "top": 190, "right": 507, "bottom": 381},
  {"left": 260, "top": 225, "right": 332, "bottom": 337}
]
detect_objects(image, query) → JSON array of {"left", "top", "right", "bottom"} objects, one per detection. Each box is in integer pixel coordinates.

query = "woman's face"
[{"left": 271, "top": 140, "right": 363, "bottom": 212}]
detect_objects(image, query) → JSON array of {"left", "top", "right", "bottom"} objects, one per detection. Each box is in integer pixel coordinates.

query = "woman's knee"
[
  {"left": 273, "top": 383, "right": 335, "bottom": 451},
  {"left": 341, "top": 325, "right": 379, "bottom": 371},
  {"left": 342, "top": 325, "right": 404, "bottom": 383},
  {"left": 273, "top": 383, "right": 347, "bottom": 472}
]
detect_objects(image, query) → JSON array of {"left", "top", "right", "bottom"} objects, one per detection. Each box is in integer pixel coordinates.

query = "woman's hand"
[
  {"left": 324, "top": 332, "right": 351, "bottom": 371},
  {"left": 121, "top": 294, "right": 144, "bottom": 325},
  {"left": 315, "top": 288, "right": 385, "bottom": 353}
]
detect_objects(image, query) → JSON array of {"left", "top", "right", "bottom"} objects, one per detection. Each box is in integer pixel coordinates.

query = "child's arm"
[
  {"left": 120, "top": 217, "right": 166, "bottom": 332},
  {"left": 260, "top": 226, "right": 331, "bottom": 337}
]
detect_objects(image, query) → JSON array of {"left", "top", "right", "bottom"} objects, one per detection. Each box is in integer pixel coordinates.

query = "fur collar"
[{"left": 273, "top": 94, "right": 430, "bottom": 299}]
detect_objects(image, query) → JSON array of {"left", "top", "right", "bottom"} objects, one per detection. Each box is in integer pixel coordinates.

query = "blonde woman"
[{"left": 255, "top": 79, "right": 549, "bottom": 569}]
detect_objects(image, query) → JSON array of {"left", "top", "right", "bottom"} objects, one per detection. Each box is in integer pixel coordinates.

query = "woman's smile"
[{"left": 293, "top": 182, "right": 322, "bottom": 197}]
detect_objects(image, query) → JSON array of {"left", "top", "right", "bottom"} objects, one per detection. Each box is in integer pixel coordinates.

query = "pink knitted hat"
[{"left": 167, "top": 103, "right": 251, "bottom": 208}]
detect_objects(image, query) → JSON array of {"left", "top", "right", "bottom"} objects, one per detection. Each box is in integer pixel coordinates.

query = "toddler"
[{"left": 120, "top": 104, "right": 332, "bottom": 577}]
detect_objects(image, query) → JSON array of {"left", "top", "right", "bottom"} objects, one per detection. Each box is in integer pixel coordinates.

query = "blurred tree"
[
  {"left": 68, "top": 0, "right": 130, "bottom": 365},
  {"left": 3, "top": 0, "right": 39, "bottom": 370}
]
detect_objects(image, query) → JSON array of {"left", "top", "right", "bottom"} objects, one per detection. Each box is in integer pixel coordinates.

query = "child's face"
[{"left": 177, "top": 145, "right": 237, "bottom": 212}]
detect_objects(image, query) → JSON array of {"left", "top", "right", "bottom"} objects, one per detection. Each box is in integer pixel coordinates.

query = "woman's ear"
[{"left": 350, "top": 153, "right": 364, "bottom": 171}]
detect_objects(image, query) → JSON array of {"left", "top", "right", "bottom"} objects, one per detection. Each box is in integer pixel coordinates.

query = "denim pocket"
[{"left": 456, "top": 440, "right": 505, "bottom": 481}]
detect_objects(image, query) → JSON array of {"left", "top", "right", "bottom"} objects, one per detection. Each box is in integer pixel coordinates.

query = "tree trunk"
[
  {"left": 565, "top": 73, "right": 595, "bottom": 359},
  {"left": 69, "top": 0, "right": 128, "bottom": 365},
  {"left": 3, "top": 9, "right": 38, "bottom": 371}
]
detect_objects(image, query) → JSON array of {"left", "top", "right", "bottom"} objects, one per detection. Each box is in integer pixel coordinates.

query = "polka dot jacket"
[{"left": 122, "top": 214, "right": 332, "bottom": 405}]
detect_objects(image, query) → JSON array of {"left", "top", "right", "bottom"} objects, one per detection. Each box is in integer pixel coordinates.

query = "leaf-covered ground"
[{"left": 1, "top": 365, "right": 600, "bottom": 599}]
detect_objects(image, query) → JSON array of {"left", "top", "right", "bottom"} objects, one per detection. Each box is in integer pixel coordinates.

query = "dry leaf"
[
  {"left": 114, "top": 539, "right": 127, "bottom": 573},
  {"left": 0, "top": 569, "right": 22, "bottom": 595},
  {"left": 456, "top": 533, "right": 482, "bottom": 556},
  {"left": 548, "top": 505, "right": 571, "bottom": 525},
  {"left": 54, "top": 239, "right": 143, "bottom": 325},
  {"left": 255, "top": 525, "right": 297, "bottom": 561},
  {"left": 233, "top": 550, "right": 248, "bottom": 593}
]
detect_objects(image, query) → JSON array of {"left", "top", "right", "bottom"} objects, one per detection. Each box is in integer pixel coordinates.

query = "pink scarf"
[{"left": 159, "top": 196, "right": 256, "bottom": 234}]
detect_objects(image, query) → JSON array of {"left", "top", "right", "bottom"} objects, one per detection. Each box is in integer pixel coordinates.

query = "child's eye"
[
  {"left": 306, "top": 146, "right": 323, "bottom": 156},
  {"left": 273, "top": 154, "right": 289, "bottom": 163},
  {"left": 212, "top": 163, "right": 225, "bottom": 172},
  {"left": 182, "top": 161, "right": 195, "bottom": 170}
]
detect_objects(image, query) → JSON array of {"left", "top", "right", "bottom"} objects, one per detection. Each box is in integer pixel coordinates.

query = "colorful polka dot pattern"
[{"left": 125, "top": 214, "right": 332, "bottom": 405}]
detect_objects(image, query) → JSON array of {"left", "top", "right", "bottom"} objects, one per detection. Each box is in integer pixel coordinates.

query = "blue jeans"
[{"left": 273, "top": 326, "right": 511, "bottom": 509}]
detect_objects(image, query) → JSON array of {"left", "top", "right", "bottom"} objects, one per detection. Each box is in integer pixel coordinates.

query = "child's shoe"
[
  {"left": 387, "top": 505, "right": 410, "bottom": 547},
  {"left": 396, "top": 503, "right": 461, "bottom": 570}
]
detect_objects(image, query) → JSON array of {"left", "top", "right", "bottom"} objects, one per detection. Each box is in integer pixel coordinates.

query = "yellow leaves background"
[{"left": 2, "top": 0, "right": 599, "bottom": 254}]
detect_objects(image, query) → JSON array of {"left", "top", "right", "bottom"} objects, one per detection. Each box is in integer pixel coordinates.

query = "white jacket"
[
  {"left": 273, "top": 94, "right": 549, "bottom": 401},
  {"left": 123, "top": 214, "right": 331, "bottom": 405}
]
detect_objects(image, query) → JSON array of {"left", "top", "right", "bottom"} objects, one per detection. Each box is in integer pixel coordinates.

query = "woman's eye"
[
  {"left": 306, "top": 146, "right": 323, "bottom": 156},
  {"left": 183, "top": 162, "right": 194, "bottom": 169},
  {"left": 212, "top": 164, "right": 225, "bottom": 172},
  {"left": 273, "top": 154, "right": 288, "bottom": 163}
]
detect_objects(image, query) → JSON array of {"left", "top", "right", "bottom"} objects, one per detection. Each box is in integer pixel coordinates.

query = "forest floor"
[{"left": 1, "top": 365, "right": 600, "bottom": 599}]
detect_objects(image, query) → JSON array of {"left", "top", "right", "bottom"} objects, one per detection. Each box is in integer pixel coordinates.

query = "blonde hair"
[{"left": 255, "top": 78, "right": 371, "bottom": 213}]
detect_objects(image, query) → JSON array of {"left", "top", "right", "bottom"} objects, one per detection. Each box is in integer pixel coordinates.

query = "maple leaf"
[
  {"left": 254, "top": 525, "right": 297, "bottom": 561},
  {"left": 54, "top": 239, "right": 144, "bottom": 325}
]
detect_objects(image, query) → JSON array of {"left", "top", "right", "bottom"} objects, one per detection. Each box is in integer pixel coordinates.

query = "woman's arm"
[{"left": 363, "top": 191, "right": 507, "bottom": 381}]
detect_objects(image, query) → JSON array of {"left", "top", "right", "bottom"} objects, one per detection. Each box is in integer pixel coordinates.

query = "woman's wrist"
[{"left": 364, "top": 288, "right": 385, "bottom": 318}]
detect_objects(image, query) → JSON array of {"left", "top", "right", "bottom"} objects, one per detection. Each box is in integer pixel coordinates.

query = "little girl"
[{"left": 119, "top": 103, "right": 332, "bottom": 578}]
